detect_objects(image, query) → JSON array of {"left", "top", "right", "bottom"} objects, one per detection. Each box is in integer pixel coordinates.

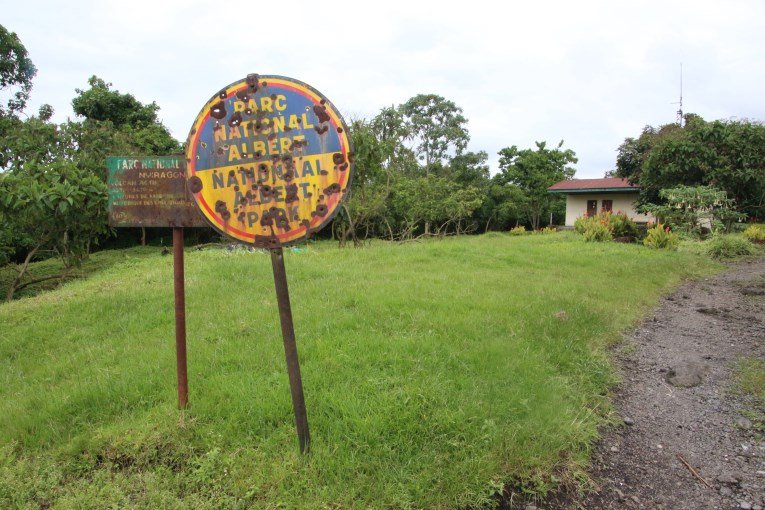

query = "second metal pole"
[
  {"left": 270, "top": 247, "right": 310, "bottom": 454},
  {"left": 173, "top": 227, "right": 189, "bottom": 409}
]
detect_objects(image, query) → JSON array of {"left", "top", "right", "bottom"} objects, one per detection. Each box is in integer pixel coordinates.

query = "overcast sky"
[{"left": 4, "top": 0, "right": 764, "bottom": 178}]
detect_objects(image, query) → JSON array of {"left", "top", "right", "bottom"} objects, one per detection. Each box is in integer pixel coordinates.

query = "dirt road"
[{"left": 553, "top": 258, "right": 765, "bottom": 510}]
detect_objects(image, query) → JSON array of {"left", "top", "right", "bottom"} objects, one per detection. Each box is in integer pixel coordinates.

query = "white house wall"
[{"left": 564, "top": 193, "right": 654, "bottom": 226}]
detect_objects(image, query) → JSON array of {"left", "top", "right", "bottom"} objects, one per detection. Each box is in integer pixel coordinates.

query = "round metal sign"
[{"left": 185, "top": 74, "right": 353, "bottom": 247}]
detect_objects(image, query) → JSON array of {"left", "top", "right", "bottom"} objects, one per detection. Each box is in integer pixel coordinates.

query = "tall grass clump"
[{"left": 707, "top": 234, "right": 757, "bottom": 259}]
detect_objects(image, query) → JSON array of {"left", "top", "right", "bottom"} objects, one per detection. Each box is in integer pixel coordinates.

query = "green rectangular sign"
[{"left": 107, "top": 156, "right": 207, "bottom": 228}]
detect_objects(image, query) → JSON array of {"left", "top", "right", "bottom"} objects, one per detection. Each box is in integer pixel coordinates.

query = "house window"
[{"left": 601, "top": 200, "right": 613, "bottom": 213}]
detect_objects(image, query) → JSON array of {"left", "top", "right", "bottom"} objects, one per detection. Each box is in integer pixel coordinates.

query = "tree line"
[
  {"left": 2, "top": 23, "right": 764, "bottom": 298},
  {"left": 0, "top": 25, "right": 576, "bottom": 265},
  {"left": 335, "top": 99, "right": 576, "bottom": 246}
]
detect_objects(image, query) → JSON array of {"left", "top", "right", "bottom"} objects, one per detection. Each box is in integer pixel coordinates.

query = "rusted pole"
[
  {"left": 173, "top": 227, "right": 189, "bottom": 409},
  {"left": 270, "top": 247, "right": 310, "bottom": 454}
]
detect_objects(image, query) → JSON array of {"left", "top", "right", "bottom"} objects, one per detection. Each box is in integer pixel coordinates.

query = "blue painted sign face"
[{"left": 185, "top": 74, "right": 353, "bottom": 247}]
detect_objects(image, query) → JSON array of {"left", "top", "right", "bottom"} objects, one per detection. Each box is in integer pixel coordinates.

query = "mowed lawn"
[{"left": 0, "top": 233, "right": 719, "bottom": 509}]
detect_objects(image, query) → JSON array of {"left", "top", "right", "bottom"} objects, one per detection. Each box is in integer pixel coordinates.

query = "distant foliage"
[
  {"left": 339, "top": 99, "right": 572, "bottom": 242},
  {"left": 398, "top": 94, "right": 469, "bottom": 172},
  {"left": 0, "top": 24, "right": 36, "bottom": 116},
  {"left": 509, "top": 226, "right": 527, "bottom": 235},
  {"left": 71, "top": 76, "right": 180, "bottom": 155},
  {"left": 643, "top": 224, "right": 679, "bottom": 250},
  {"left": 0, "top": 29, "right": 182, "bottom": 291}
]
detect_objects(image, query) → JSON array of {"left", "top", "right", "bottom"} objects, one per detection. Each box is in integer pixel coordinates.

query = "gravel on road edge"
[{"left": 548, "top": 258, "right": 765, "bottom": 510}]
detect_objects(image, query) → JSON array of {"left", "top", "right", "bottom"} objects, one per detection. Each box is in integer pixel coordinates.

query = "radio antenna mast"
[{"left": 673, "top": 63, "right": 684, "bottom": 127}]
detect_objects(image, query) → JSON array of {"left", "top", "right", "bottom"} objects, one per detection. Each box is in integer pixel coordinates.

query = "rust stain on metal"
[
  {"left": 246, "top": 73, "right": 260, "bottom": 90},
  {"left": 210, "top": 102, "right": 227, "bottom": 119},
  {"left": 188, "top": 175, "right": 203, "bottom": 193},
  {"left": 228, "top": 112, "right": 243, "bottom": 127},
  {"left": 284, "top": 183, "right": 299, "bottom": 204},
  {"left": 324, "top": 183, "right": 341, "bottom": 195},
  {"left": 313, "top": 204, "right": 328, "bottom": 217}
]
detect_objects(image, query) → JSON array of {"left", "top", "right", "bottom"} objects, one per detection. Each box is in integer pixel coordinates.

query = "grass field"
[{"left": 0, "top": 233, "right": 720, "bottom": 509}]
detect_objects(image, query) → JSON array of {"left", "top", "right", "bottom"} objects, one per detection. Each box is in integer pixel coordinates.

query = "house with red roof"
[{"left": 548, "top": 177, "right": 655, "bottom": 226}]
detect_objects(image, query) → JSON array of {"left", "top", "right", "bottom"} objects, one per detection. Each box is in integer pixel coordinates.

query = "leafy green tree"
[
  {"left": 73, "top": 76, "right": 159, "bottom": 127},
  {"left": 497, "top": 141, "right": 577, "bottom": 230},
  {"left": 69, "top": 76, "right": 181, "bottom": 245},
  {"left": 0, "top": 25, "right": 56, "bottom": 175},
  {"left": 399, "top": 94, "right": 469, "bottom": 173},
  {"left": 614, "top": 114, "right": 765, "bottom": 219},
  {"left": 0, "top": 72, "right": 181, "bottom": 270},
  {"left": 0, "top": 114, "right": 58, "bottom": 171},
  {"left": 333, "top": 119, "right": 393, "bottom": 246},
  {"left": 0, "top": 162, "right": 108, "bottom": 300},
  {"left": 369, "top": 105, "right": 418, "bottom": 178},
  {"left": 390, "top": 176, "right": 482, "bottom": 238},
  {"left": 449, "top": 151, "right": 490, "bottom": 186},
  {"left": 72, "top": 76, "right": 179, "bottom": 155},
  {"left": 642, "top": 185, "right": 740, "bottom": 236},
  {"left": 445, "top": 150, "right": 522, "bottom": 232},
  {"left": 0, "top": 24, "right": 36, "bottom": 117},
  {"left": 483, "top": 180, "right": 529, "bottom": 231}
]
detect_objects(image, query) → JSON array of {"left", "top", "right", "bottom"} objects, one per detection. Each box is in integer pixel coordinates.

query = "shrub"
[
  {"left": 610, "top": 211, "right": 638, "bottom": 238},
  {"left": 706, "top": 234, "right": 757, "bottom": 259},
  {"left": 582, "top": 221, "right": 613, "bottom": 242},
  {"left": 573, "top": 215, "right": 589, "bottom": 234},
  {"left": 535, "top": 226, "right": 557, "bottom": 235},
  {"left": 509, "top": 226, "right": 527, "bottom": 236},
  {"left": 576, "top": 212, "right": 619, "bottom": 242},
  {"left": 574, "top": 211, "right": 636, "bottom": 241},
  {"left": 643, "top": 224, "right": 679, "bottom": 250},
  {"left": 743, "top": 225, "right": 765, "bottom": 243}
]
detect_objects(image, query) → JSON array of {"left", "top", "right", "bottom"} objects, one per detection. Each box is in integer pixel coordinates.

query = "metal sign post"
[
  {"left": 270, "top": 247, "right": 310, "bottom": 453},
  {"left": 173, "top": 227, "right": 189, "bottom": 409},
  {"left": 184, "top": 74, "right": 354, "bottom": 453},
  {"left": 106, "top": 157, "right": 206, "bottom": 409}
]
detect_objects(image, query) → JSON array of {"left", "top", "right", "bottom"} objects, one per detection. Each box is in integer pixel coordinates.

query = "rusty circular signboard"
[{"left": 185, "top": 74, "right": 353, "bottom": 247}]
